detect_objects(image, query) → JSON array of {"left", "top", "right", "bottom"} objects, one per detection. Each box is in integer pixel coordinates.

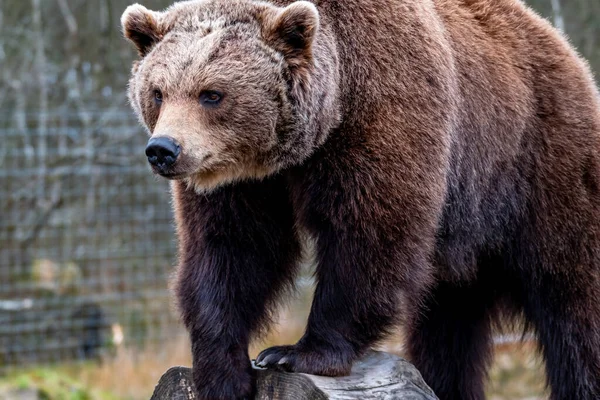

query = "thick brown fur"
[{"left": 122, "top": 0, "right": 600, "bottom": 399}]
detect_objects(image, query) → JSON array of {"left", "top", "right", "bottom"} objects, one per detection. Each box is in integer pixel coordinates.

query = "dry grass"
[
  {"left": 78, "top": 338, "right": 193, "bottom": 399},
  {"left": 488, "top": 341, "right": 548, "bottom": 400}
]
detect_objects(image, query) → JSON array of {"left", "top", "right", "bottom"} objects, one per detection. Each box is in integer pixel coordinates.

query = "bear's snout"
[{"left": 145, "top": 136, "right": 181, "bottom": 173}]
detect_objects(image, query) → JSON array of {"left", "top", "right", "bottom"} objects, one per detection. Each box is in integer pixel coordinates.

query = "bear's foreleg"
[
  {"left": 172, "top": 177, "right": 300, "bottom": 400},
  {"left": 256, "top": 170, "right": 440, "bottom": 376}
]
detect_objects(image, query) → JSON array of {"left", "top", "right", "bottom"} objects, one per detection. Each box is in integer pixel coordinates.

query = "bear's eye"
[
  {"left": 153, "top": 89, "right": 163, "bottom": 105},
  {"left": 199, "top": 90, "right": 223, "bottom": 108}
]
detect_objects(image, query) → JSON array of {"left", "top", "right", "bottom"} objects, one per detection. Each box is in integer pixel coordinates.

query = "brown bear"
[{"left": 121, "top": 0, "right": 600, "bottom": 399}]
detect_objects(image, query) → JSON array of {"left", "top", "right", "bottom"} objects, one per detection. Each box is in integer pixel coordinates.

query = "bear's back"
[{"left": 300, "top": 0, "right": 600, "bottom": 275}]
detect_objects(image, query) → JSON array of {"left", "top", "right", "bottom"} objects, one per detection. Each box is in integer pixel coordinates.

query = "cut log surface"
[{"left": 150, "top": 351, "right": 438, "bottom": 399}]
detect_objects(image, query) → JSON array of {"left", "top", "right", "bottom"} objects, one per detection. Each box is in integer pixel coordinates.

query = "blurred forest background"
[{"left": 0, "top": 0, "right": 598, "bottom": 399}]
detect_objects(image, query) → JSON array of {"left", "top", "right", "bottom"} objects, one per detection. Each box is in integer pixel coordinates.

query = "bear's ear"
[
  {"left": 121, "top": 4, "right": 164, "bottom": 57},
  {"left": 261, "top": 1, "right": 320, "bottom": 71}
]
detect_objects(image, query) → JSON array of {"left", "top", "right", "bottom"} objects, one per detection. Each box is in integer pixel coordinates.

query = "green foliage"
[{"left": 0, "top": 367, "right": 120, "bottom": 400}]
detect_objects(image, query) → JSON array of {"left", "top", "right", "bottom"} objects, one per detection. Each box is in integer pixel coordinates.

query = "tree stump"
[{"left": 150, "top": 351, "right": 438, "bottom": 399}]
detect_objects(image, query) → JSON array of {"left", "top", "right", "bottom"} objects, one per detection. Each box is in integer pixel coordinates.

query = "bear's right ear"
[{"left": 121, "top": 4, "right": 164, "bottom": 57}]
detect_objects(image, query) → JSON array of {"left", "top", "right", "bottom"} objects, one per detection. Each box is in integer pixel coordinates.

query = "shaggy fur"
[{"left": 122, "top": 0, "right": 600, "bottom": 399}]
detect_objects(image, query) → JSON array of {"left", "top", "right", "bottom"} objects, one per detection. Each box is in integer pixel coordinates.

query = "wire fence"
[{"left": 0, "top": 110, "right": 182, "bottom": 369}]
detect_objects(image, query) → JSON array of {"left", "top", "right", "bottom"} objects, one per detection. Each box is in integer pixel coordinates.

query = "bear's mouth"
[
  {"left": 152, "top": 152, "right": 216, "bottom": 180},
  {"left": 151, "top": 167, "right": 186, "bottom": 180},
  {"left": 159, "top": 173, "right": 182, "bottom": 179},
  {"left": 158, "top": 172, "right": 185, "bottom": 179}
]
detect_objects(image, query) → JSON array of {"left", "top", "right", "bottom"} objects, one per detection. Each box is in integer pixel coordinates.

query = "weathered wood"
[{"left": 150, "top": 351, "right": 438, "bottom": 399}]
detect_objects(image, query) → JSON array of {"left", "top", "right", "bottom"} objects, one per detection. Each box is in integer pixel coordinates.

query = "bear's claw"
[{"left": 256, "top": 344, "right": 353, "bottom": 376}]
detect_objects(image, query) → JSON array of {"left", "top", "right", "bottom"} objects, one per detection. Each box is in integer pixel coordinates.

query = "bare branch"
[
  {"left": 550, "top": 0, "right": 565, "bottom": 33},
  {"left": 32, "top": 0, "right": 49, "bottom": 199},
  {"left": 56, "top": 0, "right": 78, "bottom": 36}
]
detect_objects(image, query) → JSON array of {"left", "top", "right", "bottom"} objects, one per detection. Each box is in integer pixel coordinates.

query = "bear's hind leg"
[
  {"left": 406, "top": 281, "right": 496, "bottom": 400},
  {"left": 522, "top": 268, "right": 600, "bottom": 400},
  {"left": 518, "top": 181, "right": 600, "bottom": 399}
]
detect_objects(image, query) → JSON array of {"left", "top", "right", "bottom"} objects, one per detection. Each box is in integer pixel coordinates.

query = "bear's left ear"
[
  {"left": 121, "top": 4, "right": 165, "bottom": 57},
  {"left": 261, "top": 1, "right": 320, "bottom": 71}
]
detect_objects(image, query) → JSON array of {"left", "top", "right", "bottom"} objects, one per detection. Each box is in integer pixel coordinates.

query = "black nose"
[{"left": 145, "top": 137, "right": 180, "bottom": 167}]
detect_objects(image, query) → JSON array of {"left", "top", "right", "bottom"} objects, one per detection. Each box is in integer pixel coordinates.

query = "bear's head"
[{"left": 122, "top": 0, "right": 340, "bottom": 191}]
